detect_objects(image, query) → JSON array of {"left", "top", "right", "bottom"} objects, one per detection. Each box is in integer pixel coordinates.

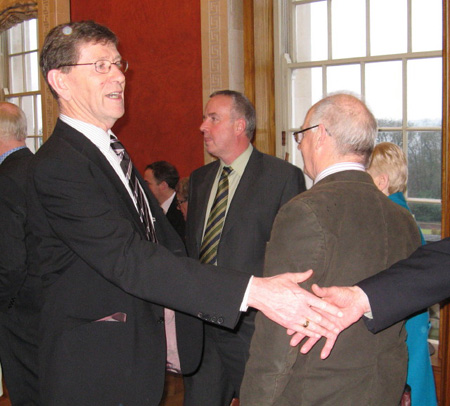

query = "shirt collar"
[
  {"left": 161, "top": 192, "right": 176, "bottom": 214},
  {"left": 218, "top": 143, "right": 253, "bottom": 177},
  {"left": 60, "top": 114, "right": 114, "bottom": 153},
  {"left": 0, "top": 145, "right": 27, "bottom": 165},
  {"left": 314, "top": 162, "right": 366, "bottom": 184}
]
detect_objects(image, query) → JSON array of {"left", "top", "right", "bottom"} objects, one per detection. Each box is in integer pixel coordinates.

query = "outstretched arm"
[
  {"left": 248, "top": 270, "right": 342, "bottom": 339},
  {"left": 288, "top": 283, "right": 370, "bottom": 358}
]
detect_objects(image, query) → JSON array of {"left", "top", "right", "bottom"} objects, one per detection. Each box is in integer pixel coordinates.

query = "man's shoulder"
[
  {"left": 0, "top": 149, "right": 33, "bottom": 187},
  {"left": 252, "top": 150, "right": 303, "bottom": 176},
  {"left": 190, "top": 159, "right": 219, "bottom": 178}
]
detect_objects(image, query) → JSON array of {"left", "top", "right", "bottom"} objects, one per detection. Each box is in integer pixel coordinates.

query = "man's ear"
[
  {"left": 234, "top": 117, "right": 246, "bottom": 135},
  {"left": 315, "top": 124, "right": 328, "bottom": 148},
  {"left": 47, "top": 69, "right": 71, "bottom": 100},
  {"left": 159, "top": 180, "right": 169, "bottom": 191}
]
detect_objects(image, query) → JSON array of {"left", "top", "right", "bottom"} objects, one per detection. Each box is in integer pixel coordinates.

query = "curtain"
[{"left": 0, "top": 1, "right": 37, "bottom": 33}]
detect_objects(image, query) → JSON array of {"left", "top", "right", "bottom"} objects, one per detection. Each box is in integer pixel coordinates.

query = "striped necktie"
[
  {"left": 199, "top": 166, "right": 233, "bottom": 264},
  {"left": 110, "top": 135, "right": 158, "bottom": 243}
]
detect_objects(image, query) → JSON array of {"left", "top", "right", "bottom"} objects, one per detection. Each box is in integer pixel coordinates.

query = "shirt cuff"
[{"left": 240, "top": 275, "right": 254, "bottom": 312}]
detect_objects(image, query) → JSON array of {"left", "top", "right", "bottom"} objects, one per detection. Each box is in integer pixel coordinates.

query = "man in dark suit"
[
  {"left": 0, "top": 102, "right": 41, "bottom": 405},
  {"left": 241, "top": 93, "right": 421, "bottom": 405},
  {"left": 183, "top": 90, "right": 306, "bottom": 405},
  {"left": 31, "top": 21, "right": 339, "bottom": 406},
  {"left": 144, "top": 161, "right": 185, "bottom": 240}
]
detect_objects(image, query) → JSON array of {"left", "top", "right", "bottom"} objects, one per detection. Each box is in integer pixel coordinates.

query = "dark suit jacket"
[
  {"left": 241, "top": 170, "right": 421, "bottom": 406},
  {"left": 27, "top": 119, "right": 250, "bottom": 406},
  {"left": 359, "top": 237, "right": 450, "bottom": 333},
  {"left": 0, "top": 147, "right": 41, "bottom": 405},
  {"left": 165, "top": 195, "right": 185, "bottom": 240},
  {"left": 185, "top": 148, "right": 305, "bottom": 375}
]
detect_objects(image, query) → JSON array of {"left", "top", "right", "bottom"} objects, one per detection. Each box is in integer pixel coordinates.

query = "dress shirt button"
[{"left": 157, "top": 317, "right": 165, "bottom": 324}]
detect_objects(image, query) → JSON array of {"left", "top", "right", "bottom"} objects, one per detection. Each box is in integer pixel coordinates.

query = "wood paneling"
[{"left": 440, "top": 1, "right": 450, "bottom": 403}]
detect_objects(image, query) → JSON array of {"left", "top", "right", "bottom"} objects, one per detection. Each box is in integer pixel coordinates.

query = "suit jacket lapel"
[
  {"left": 194, "top": 161, "right": 220, "bottom": 250},
  {"left": 220, "top": 148, "right": 260, "bottom": 240},
  {"left": 54, "top": 120, "right": 147, "bottom": 237}
]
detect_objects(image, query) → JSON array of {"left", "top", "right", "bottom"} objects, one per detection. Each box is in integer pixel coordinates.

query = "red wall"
[{"left": 70, "top": 1, "right": 205, "bottom": 178}]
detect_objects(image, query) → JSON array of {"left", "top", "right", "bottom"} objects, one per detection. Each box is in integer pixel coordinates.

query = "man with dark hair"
[
  {"left": 183, "top": 90, "right": 306, "bottom": 405},
  {"left": 0, "top": 102, "right": 41, "bottom": 405},
  {"left": 145, "top": 161, "right": 185, "bottom": 239},
  {"left": 31, "top": 20, "right": 339, "bottom": 406}
]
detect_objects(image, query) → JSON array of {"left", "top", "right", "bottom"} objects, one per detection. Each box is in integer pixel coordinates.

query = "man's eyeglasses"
[
  {"left": 57, "top": 59, "right": 129, "bottom": 74},
  {"left": 292, "top": 125, "right": 319, "bottom": 144}
]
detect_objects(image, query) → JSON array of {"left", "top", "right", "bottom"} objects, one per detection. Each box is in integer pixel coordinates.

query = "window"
[
  {"left": 275, "top": 0, "right": 443, "bottom": 242},
  {"left": 0, "top": 18, "right": 42, "bottom": 152}
]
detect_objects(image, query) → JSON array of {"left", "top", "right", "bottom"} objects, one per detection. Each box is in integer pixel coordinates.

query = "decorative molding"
[
  {"left": 38, "top": 0, "right": 69, "bottom": 142},
  {"left": 201, "top": 0, "right": 229, "bottom": 163}
]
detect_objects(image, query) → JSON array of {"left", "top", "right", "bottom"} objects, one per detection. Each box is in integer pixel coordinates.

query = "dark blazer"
[
  {"left": 184, "top": 148, "right": 305, "bottom": 389},
  {"left": 27, "top": 119, "right": 250, "bottom": 406},
  {"left": 165, "top": 195, "right": 185, "bottom": 240},
  {"left": 0, "top": 147, "right": 41, "bottom": 405},
  {"left": 241, "top": 171, "right": 421, "bottom": 406},
  {"left": 359, "top": 237, "right": 450, "bottom": 333}
]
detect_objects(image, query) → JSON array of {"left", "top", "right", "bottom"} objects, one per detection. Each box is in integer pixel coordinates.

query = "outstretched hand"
[
  {"left": 288, "top": 283, "right": 371, "bottom": 359},
  {"left": 247, "top": 270, "right": 342, "bottom": 340}
]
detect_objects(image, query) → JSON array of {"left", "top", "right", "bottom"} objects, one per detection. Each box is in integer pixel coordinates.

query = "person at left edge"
[
  {"left": 29, "top": 20, "right": 340, "bottom": 406},
  {"left": 0, "top": 102, "right": 41, "bottom": 405}
]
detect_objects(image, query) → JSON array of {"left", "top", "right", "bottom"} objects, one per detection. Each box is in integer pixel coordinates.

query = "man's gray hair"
[
  {"left": 210, "top": 90, "right": 256, "bottom": 140},
  {"left": 0, "top": 102, "right": 27, "bottom": 142},
  {"left": 308, "top": 93, "right": 377, "bottom": 165}
]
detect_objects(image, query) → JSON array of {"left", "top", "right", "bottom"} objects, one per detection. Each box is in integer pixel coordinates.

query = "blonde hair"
[{"left": 367, "top": 142, "right": 407, "bottom": 194}]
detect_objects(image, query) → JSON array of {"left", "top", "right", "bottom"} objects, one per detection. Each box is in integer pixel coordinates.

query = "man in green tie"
[{"left": 183, "top": 90, "right": 307, "bottom": 406}]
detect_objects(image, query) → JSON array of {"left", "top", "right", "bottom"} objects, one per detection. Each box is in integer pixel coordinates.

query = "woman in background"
[{"left": 367, "top": 142, "right": 437, "bottom": 406}]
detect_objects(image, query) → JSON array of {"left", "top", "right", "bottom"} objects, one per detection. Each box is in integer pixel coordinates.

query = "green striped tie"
[{"left": 199, "top": 166, "right": 233, "bottom": 264}]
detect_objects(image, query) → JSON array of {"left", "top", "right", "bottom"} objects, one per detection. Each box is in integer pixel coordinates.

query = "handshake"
[{"left": 248, "top": 269, "right": 370, "bottom": 359}]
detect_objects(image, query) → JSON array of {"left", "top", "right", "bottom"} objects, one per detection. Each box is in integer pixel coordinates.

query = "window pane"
[
  {"left": 412, "top": 0, "right": 443, "bottom": 52},
  {"left": 407, "top": 131, "right": 441, "bottom": 199},
  {"left": 9, "top": 55, "right": 24, "bottom": 93},
  {"left": 366, "top": 61, "right": 402, "bottom": 127},
  {"left": 376, "top": 131, "right": 403, "bottom": 147},
  {"left": 332, "top": 0, "right": 365, "bottom": 59},
  {"left": 409, "top": 202, "right": 442, "bottom": 242},
  {"left": 291, "top": 67, "right": 322, "bottom": 128},
  {"left": 327, "top": 64, "right": 360, "bottom": 95},
  {"left": 295, "top": 1, "right": 327, "bottom": 62},
  {"left": 37, "top": 94, "right": 43, "bottom": 137},
  {"left": 21, "top": 95, "right": 35, "bottom": 135},
  {"left": 25, "top": 52, "right": 39, "bottom": 91},
  {"left": 407, "top": 58, "right": 442, "bottom": 127},
  {"left": 7, "top": 23, "right": 22, "bottom": 54},
  {"left": 370, "top": 0, "right": 407, "bottom": 56},
  {"left": 24, "top": 19, "right": 38, "bottom": 51}
]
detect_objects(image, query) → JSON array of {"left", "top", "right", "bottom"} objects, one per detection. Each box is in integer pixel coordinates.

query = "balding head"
[
  {"left": 307, "top": 93, "right": 377, "bottom": 165},
  {"left": 0, "top": 102, "right": 27, "bottom": 142},
  {"left": 0, "top": 102, "right": 27, "bottom": 155}
]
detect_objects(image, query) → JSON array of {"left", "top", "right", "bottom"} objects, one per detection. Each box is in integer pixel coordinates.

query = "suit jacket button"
[
  {"left": 211, "top": 316, "right": 217, "bottom": 323},
  {"left": 197, "top": 312, "right": 204, "bottom": 319},
  {"left": 217, "top": 317, "right": 224, "bottom": 325}
]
